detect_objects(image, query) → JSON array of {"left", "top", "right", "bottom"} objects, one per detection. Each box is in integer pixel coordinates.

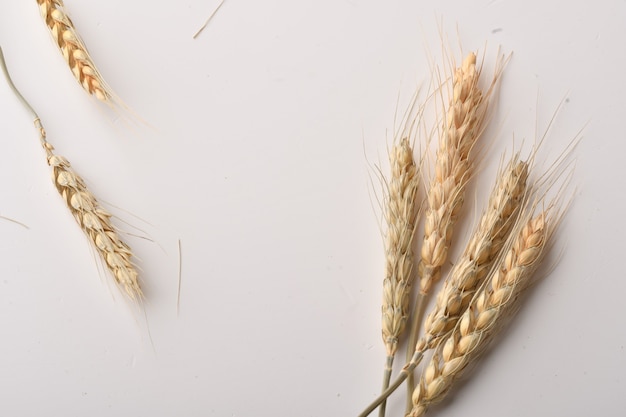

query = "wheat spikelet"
[
  {"left": 415, "top": 155, "right": 528, "bottom": 353},
  {"left": 418, "top": 52, "right": 487, "bottom": 296},
  {"left": 36, "top": 0, "right": 114, "bottom": 103},
  {"left": 408, "top": 209, "right": 555, "bottom": 417}
]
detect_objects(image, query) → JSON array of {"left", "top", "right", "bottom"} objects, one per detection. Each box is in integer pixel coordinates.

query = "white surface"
[{"left": 0, "top": 1, "right": 624, "bottom": 416}]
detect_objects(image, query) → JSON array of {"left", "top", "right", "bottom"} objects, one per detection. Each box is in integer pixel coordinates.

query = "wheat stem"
[
  {"left": 404, "top": 291, "right": 425, "bottom": 410},
  {"left": 358, "top": 350, "right": 425, "bottom": 417},
  {"left": 378, "top": 355, "right": 394, "bottom": 417}
]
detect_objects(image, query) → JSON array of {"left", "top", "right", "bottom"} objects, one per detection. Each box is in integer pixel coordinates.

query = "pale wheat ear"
[
  {"left": 402, "top": 50, "right": 506, "bottom": 401},
  {"left": 418, "top": 50, "right": 501, "bottom": 297},
  {"left": 358, "top": 151, "right": 531, "bottom": 417},
  {"left": 377, "top": 137, "right": 422, "bottom": 417},
  {"left": 417, "top": 151, "right": 529, "bottom": 349},
  {"left": 35, "top": 0, "right": 145, "bottom": 127},
  {"left": 407, "top": 193, "right": 565, "bottom": 417},
  {"left": 365, "top": 87, "right": 427, "bottom": 229},
  {"left": 361, "top": 84, "right": 431, "bottom": 417},
  {"left": 0, "top": 46, "right": 143, "bottom": 304},
  {"left": 403, "top": 143, "right": 575, "bottom": 417}
]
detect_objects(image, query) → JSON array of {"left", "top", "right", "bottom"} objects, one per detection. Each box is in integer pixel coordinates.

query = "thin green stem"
[
  {"left": 0, "top": 47, "right": 39, "bottom": 120},
  {"left": 0, "top": 46, "right": 52, "bottom": 158}
]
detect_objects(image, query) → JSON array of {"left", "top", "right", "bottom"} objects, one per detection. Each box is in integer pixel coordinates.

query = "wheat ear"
[
  {"left": 357, "top": 155, "right": 528, "bottom": 417},
  {"left": 0, "top": 47, "right": 142, "bottom": 302},
  {"left": 408, "top": 209, "right": 556, "bottom": 417},
  {"left": 416, "top": 155, "right": 528, "bottom": 353},
  {"left": 45, "top": 140, "right": 142, "bottom": 301},
  {"left": 419, "top": 51, "right": 485, "bottom": 295},
  {"left": 36, "top": 0, "right": 115, "bottom": 104},
  {"left": 378, "top": 137, "right": 420, "bottom": 416},
  {"left": 404, "top": 52, "right": 502, "bottom": 400}
]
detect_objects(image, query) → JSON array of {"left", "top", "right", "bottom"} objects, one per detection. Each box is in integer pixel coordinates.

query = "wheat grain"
[
  {"left": 36, "top": 0, "right": 114, "bottom": 104},
  {"left": 408, "top": 209, "right": 556, "bottom": 417},
  {"left": 416, "top": 155, "right": 528, "bottom": 353}
]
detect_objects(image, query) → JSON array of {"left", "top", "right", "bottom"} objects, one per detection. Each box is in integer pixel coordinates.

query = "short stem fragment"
[
  {"left": 378, "top": 355, "right": 394, "bottom": 417},
  {"left": 405, "top": 291, "right": 426, "bottom": 409}
]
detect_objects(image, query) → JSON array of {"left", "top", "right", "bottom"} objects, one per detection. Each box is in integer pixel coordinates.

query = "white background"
[{"left": 0, "top": 1, "right": 624, "bottom": 416}]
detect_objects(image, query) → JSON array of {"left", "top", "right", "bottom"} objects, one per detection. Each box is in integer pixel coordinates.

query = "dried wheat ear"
[
  {"left": 36, "top": 0, "right": 116, "bottom": 105},
  {"left": 378, "top": 137, "right": 421, "bottom": 416},
  {"left": 417, "top": 155, "right": 528, "bottom": 353},
  {"left": 419, "top": 51, "right": 498, "bottom": 296},
  {"left": 0, "top": 47, "right": 142, "bottom": 302},
  {"left": 42, "top": 130, "right": 143, "bottom": 301},
  {"left": 382, "top": 138, "right": 420, "bottom": 358},
  {"left": 358, "top": 44, "right": 574, "bottom": 417},
  {"left": 359, "top": 178, "right": 567, "bottom": 417},
  {"left": 404, "top": 51, "right": 505, "bottom": 405},
  {"left": 408, "top": 204, "right": 559, "bottom": 416}
]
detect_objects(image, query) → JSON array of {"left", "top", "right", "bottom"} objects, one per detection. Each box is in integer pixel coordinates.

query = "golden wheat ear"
[
  {"left": 0, "top": 46, "right": 143, "bottom": 303},
  {"left": 417, "top": 152, "right": 529, "bottom": 353},
  {"left": 402, "top": 51, "right": 507, "bottom": 404},
  {"left": 377, "top": 136, "right": 421, "bottom": 417},
  {"left": 35, "top": 0, "right": 137, "bottom": 119},
  {"left": 407, "top": 204, "right": 558, "bottom": 416}
]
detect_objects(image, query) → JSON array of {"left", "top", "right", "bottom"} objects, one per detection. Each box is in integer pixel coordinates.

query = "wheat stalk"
[
  {"left": 408, "top": 207, "right": 558, "bottom": 417},
  {"left": 36, "top": 0, "right": 115, "bottom": 104},
  {"left": 378, "top": 137, "right": 420, "bottom": 416},
  {"left": 0, "top": 47, "right": 142, "bottom": 302}
]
